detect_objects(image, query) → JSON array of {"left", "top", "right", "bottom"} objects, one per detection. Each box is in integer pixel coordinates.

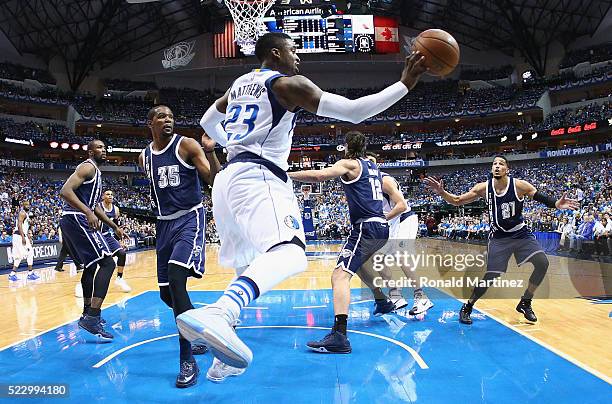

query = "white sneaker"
[
  {"left": 409, "top": 293, "right": 434, "bottom": 315},
  {"left": 176, "top": 305, "right": 252, "bottom": 369},
  {"left": 114, "top": 277, "right": 132, "bottom": 292},
  {"left": 206, "top": 357, "right": 246, "bottom": 383},
  {"left": 75, "top": 282, "right": 83, "bottom": 298},
  {"left": 391, "top": 297, "right": 408, "bottom": 311}
]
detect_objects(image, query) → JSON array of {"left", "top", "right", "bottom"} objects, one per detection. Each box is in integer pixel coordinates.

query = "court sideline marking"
[
  {"left": 482, "top": 308, "right": 612, "bottom": 384},
  {"left": 0, "top": 290, "right": 149, "bottom": 352}
]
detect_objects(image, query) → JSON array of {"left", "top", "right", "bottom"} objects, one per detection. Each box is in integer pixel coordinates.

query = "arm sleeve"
[
  {"left": 200, "top": 104, "right": 228, "bottom": 147},
  {"left": 316, "top": 82, "right": 409, "bottom": 124}
]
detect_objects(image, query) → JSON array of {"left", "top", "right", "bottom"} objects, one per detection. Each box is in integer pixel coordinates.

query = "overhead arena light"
[
  {"left": 516, "top": 135, "right": 523, "bottom": 141},
  {"left": 500, "top": 136, "right": 507, "bottom": 142},
  {"left": 71, "top": 144, "right": 80, "bottom": 150},
  {"left": 50, "top": 141, "right": 59, "bottom": 148},
  {"left": 96, "top": 124, "right": 102, "bottom": 128},
  {"left": 61, "top": 142, "right": 70, "bottom": 149},
  {"left": 517, "top": 111, "right": 523, "bottom": 116},
  {"left": 531, "top": 133, "right": 538, "bottom": 139},
  {"left": 82, "top": 145, "right": 88, "bottom": 150}
]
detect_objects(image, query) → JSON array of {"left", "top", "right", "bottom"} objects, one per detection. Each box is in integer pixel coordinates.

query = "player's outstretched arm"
[
  {"left": 60, "top": 163, "right": 99, "bottom": 229},
  {"left": 200, "top": 90, "right": 230, "bottom": 147},
  {"left": 423, "top": 176, "right": 485, "bottom": 206},
  {"left": 272, "top": 52, "right": 427, "bottom": 124},
  {"left": 515, "top": 179, "right": 580, "bottom": 210},
  {"left": 289, "top": 159, "right": 359, "bottom": 183},
  {"left": 381, "top": 176, "right": 408, "bottom": 221}
]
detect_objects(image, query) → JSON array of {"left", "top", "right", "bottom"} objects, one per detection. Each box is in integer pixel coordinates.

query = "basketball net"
[{"left": 225, "top": 0, "right": 276, "bottom": 56}]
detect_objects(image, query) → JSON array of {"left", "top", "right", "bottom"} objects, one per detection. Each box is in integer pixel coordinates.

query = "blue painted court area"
[{"left": 1, "top": 290, "right": 610, "bottom": 403}]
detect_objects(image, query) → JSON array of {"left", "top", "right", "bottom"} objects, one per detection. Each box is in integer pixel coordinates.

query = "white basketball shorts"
[{"left": 212, "top": 162, "right": 306, "bottom": 269}]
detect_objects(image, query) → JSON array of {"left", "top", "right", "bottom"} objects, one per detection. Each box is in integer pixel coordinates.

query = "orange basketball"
[{"left": 413, "top": 29, "right": 460, "bottom": 76}]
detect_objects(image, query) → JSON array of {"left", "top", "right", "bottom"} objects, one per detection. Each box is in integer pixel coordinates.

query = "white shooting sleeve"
[
  {"left": 200, "top": 104, "right": 228, "bottom": 147},
  {"left": 316, "top": 81, "right": 409, "bottom": 124}
]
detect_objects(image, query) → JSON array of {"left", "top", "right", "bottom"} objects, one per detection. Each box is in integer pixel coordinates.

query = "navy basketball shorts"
[
  {"left": 486, "top": 232, "right": 545, "bottom": 273},
  {"left": 102, "top": 232, "right": 122, "bottom": 254},
  {"left": 59, "top": 213, "right": 120, "bottom": 269},
  {"left": 155, "top": 206, "right": 205, "bottom": 286},
  {"left": 337, "top": 221, "right": 390, "bottom": 275}
]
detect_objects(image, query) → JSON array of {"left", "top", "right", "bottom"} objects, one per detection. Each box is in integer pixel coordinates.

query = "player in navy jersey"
[
  {"left": 99, "top": 190, "right": 131, "bottom": 292},
  {"left": 178, "top": 32, "right": 426, "bottom": 374},
  {"left": 139, "top": 105, "right": 220, "bottom": 388},
  {"left": 424, "top": 155, "right": 579, "bottom": 324},
  {"left": 290, "top": 131, "right": 390, "bottom": 353},
  {"left": 59, "top": 139, "right": 127, "bottom": 341},
  {"left": 366, "top": 153, "right": 434, "bottom": 316}
]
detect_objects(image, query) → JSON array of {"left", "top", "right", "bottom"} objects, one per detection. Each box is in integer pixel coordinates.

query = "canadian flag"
[{"left": 374, "top": 16, "right": 400, "bottom": 53}]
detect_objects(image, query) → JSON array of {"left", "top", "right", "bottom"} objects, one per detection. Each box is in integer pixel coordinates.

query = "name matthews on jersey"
[{"left": 230, "top": 83, "right": 266, "bottom": 100}]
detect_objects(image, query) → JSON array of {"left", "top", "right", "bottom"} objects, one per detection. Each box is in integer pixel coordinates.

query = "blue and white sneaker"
[
  {"left": 27, "top": 272, "right": 40, "bottom": 281},
  {"left": 176, "top": 305, "right": 252, "bottom": 369},
  {"left": 8, "top": 273, "right": 18, "bottom": 282},
  {"left": 176, "top": 359, "right": 199, "bottom": 388},
  {"left": 78, "top": 315, "right": 113, "bottom": 341},
  {"left": 307, "top": 331, "right": 352, "bottom": 354},
  {"left": 373, "top": 299, "right": 395, "bottom": 316}
]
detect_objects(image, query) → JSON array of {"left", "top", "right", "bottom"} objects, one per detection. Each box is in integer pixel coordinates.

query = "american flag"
[{"left": 214, "top": 20, "right": 238, "bottom": 58}]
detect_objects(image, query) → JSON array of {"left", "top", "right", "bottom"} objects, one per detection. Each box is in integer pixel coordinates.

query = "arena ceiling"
[{"left": 0, "top": 0, "right": 610, "bottom": 90}]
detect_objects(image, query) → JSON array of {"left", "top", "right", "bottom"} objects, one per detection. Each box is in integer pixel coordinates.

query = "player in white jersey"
[
  {"left": 8, "top": 200, "right": 38, "bottom": 282},
  {"left": 366, "top": 154, "right": 433, "bottom": 315},
  {"left": 177, "top": 32, "right": 427, "bottom": 375}
]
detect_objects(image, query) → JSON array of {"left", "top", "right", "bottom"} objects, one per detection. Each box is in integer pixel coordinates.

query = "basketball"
[{"left": 413, "top": 29, "right": 460, "bottom": 76}]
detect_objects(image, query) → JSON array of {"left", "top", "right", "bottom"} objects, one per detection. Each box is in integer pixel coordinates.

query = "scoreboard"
[{"left": 262, "top": 14, "right": 375, "bottom": 54}]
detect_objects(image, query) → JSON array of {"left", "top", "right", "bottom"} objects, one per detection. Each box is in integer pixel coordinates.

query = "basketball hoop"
[{"left": 225, "top": 0, "right": 276, "bottom": 56}]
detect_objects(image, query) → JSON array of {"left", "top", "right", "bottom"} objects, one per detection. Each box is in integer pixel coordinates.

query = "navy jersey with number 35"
[{"left": 143, "top": 134, "right": 203, "bottom": 219}]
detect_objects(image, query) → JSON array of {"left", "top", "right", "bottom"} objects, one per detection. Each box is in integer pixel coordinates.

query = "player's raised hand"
[
  {"left": 201, "top": 132, "right": 216, "bottom": 152},
  {"left": 423, "top": 176, "right": 445, "bottom": 194},
  {"left": 555, "top": 192, "right": 580, "bottom": 210},
  {"left": 400, "top": 51, "right": 428, "bottom": 91}
]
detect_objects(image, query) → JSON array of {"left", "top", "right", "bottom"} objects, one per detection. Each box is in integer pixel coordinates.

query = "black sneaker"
[
  {"left": 192, "top": 343, "right": 208, "bottom": 355},
  {"left": 54, "top": 267, "right": 65, "bottom": 272},
  {"left": 80, "top": 315, "right": 106, "bottom": 326},
  {"left": 459, "top": 303, "right": 473, "bottom": 325},
  {"left": 373, "top": 299, "right": 395, "bottom": 316},
  {"left": 176, "top": 360, "right": 199, "bottom": 388},
  {"left": 78, "top": 315, "right": 113, "bottom": 341},
  {"left": 516, "top": 299, "right": 537, "bottom": 322},
  {"left": 307, "top": 331, "right": 351, "bottom": 354}
]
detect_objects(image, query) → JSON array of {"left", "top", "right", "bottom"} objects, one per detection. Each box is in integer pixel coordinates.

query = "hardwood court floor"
[{"left": 1, "top": 240, "right": 611, "bottom": 383}]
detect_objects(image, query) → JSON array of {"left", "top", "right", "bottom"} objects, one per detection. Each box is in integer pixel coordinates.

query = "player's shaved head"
[
  {"left": 255, "top": 32, "right": 292, "bottom": 62},
  {"left": 148, "top": 104, "right": 172, "bottom": 121}
]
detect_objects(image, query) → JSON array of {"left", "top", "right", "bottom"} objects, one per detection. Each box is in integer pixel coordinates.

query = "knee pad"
[
  {"left": 159, "top": 285, "right": 173, "bottom": 308},
  {"left": 528, "top": 252, "right": 549, "bottom": 285},
  {"left": 98, "top": 255, "right": 116, "bottom": 274},
  {"left": 167, "top": 263, "right": 190, "bottom": 285},
  {"left": 116, "top": 249, "right": 126, "bottom": 267}
]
